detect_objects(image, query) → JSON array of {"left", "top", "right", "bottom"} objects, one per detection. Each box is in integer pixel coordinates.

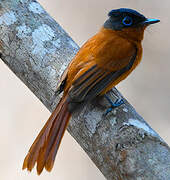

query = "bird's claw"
[
  {"left": 104, "top": 98, "right": 124, "bottom": 116},
  {"left": 114, "top": 99, "right": 124, "bottom": 107}
]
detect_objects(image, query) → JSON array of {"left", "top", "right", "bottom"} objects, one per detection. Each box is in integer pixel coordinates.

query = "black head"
[{"left": 104, "top": 8, "right": 160, "bottom": 30}]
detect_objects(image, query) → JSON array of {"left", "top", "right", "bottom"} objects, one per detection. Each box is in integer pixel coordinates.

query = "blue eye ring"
[{"left": 122, "top": 16, "right": 133, "bottom": 26}]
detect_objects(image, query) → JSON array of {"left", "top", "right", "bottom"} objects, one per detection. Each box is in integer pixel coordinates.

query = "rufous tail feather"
[{"left": 22, "top": 95, "right": 71, "bottom": 175}]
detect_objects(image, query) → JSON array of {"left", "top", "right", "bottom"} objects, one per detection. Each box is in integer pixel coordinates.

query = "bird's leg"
[{"left": 104, "top": 94, "right": 124, "bottom": 115}]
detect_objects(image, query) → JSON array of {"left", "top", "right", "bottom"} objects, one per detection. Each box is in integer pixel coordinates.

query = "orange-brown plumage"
[
  {"left": 23, "top": 8, "right": 159, "bottom": 174},
  {"left": 65, "top": 27, "right": 143, "bottom": 95},
  {"left": 23, "top": 95, "right": 71, "bottom": 174}
]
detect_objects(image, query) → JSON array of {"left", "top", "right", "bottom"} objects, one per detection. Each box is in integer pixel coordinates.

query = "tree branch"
[{"left": 0, "top": 0, "right": 170, "bottom": 179}]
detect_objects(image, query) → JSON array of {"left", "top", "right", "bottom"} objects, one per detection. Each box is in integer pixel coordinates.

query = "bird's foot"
[{"left": 104, "top": 95, "right": 124, "bottom": 116}]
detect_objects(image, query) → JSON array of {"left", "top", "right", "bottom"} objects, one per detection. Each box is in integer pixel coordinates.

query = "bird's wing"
[{"left": 68, "top": 48, "right": 137, "bottom": 103}]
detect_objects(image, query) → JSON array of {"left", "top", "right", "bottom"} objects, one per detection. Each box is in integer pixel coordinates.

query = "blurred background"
[{"left": 0, "top": 0, "right": 169, "bottom": 179}]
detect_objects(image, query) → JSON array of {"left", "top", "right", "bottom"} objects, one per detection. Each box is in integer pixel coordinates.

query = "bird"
[{"left": 22, "top": 8, "right": 160, "bottom": 174}]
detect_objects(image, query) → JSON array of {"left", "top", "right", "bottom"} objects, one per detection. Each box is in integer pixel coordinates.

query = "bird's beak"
[{"left": 140, "top": 18, "right": 160, "bottom": 26}]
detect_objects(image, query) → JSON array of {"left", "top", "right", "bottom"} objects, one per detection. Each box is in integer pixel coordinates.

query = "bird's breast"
[{"left": 88, "top": 29, "right": 138, "bottom": 71}]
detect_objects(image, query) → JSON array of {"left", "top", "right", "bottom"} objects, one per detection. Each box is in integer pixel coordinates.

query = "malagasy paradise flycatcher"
[{"left": 23, "top": 8, "right": 160, "bottom": 174}]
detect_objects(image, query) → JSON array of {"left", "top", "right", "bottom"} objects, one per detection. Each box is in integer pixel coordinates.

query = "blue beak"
[{"left": 141, "top": 18, "right": 160, "bottom": 26}]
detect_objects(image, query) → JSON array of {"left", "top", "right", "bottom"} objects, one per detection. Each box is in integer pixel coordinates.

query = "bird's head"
[{"left": 104, "top": 8, "right": 160, "bottom": 42}]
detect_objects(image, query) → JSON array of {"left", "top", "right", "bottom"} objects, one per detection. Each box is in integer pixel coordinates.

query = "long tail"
[{"left": 22, "top": 95, "right": 71, "bottom": 175}]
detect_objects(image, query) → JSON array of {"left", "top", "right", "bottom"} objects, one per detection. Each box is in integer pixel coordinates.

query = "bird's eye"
[{"left": 122, "top": 16, "right": 133, "bottom": 26}]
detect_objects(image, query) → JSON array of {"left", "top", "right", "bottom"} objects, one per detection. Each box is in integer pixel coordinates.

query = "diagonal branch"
[{"left": 0, "top": 0, "right": 170, "bottom": 179}]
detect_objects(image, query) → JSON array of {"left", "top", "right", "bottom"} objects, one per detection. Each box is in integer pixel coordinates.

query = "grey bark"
[{"left": 0, "top": 0, "right": 170, "bottom": 179}]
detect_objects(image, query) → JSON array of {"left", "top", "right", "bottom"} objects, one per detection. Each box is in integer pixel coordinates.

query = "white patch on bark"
[
  {"left": 32, "top": 24, "right": 55, "bottom": 58},
  {"left": 0, "top": 11, "right": 17, "bottom": 25},
  {"left": 85, "top": 117, "right": 97, "bottom": 134},
  {"left": 16, "top": 24, "right": 31, "bottom": 38},
  {"left": 84, "top": 111, "right": 101, "bottom": 135},
  {"left": 123, "top": 119, "right": 157, "bottom": 137},
  {"left": 28, "top": 2, "right": 44, "bottom": 14},
  {"left": 113, "top": 109, "right": 117, "bottom": 115},
  {"left": 110, "top": 117, "right": 117, "bottom": 126},
  {"left": 123, "top": 108, "right": 128, "bottom": 112}
]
